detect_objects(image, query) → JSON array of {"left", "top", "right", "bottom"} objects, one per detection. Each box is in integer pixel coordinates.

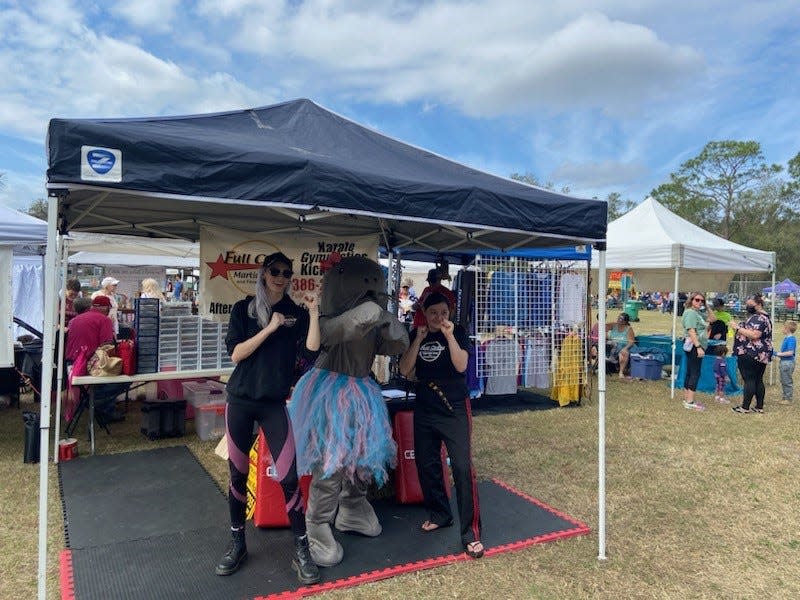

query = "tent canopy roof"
[
  {"left": 763, "top": 278, "right": 800, "bottom": 294},
  {"left": 0, "top": 204, "right": 48, "bottom": 250},
  {"left": 593, "top": 197, "right": 774, "bottom": 273},
  {"left": 47, "top": 98, "right": 606, "bottom": 252}
]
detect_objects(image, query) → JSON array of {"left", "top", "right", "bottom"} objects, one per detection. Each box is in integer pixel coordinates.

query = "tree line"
[{"left": 512, "top": 141, "right": 800, "bottom": 282}]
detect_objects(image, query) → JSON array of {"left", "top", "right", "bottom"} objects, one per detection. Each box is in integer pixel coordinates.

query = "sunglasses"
[
  {"left": 693, "top": 297, "right": 704, "bottom": 302},
  {"left": 269, "top": 267, "right": 294, "bottom": 278}
]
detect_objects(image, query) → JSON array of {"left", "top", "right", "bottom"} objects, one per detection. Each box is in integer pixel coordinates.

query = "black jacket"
[{"left": 225, "top": 295, "right": 310, "bottom": 403}]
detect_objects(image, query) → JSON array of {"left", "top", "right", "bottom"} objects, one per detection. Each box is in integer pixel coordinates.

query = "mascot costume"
[{"left": 289, "top": 255, "right": 409, "bottom": 566}]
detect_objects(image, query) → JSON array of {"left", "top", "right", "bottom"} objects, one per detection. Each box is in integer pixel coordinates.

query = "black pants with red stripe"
[{"left": 413, "top": 399, "right": 481, "bottom": 546}]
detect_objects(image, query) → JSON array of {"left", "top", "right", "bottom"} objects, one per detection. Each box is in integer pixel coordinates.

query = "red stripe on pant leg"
[{"left": 465, "top": 398, "right": 481, "bottom": 541}]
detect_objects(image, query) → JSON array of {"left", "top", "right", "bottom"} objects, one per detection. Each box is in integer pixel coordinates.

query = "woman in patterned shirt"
[{"left": 731, "top": 293, "right": 773, "bottom": 414}]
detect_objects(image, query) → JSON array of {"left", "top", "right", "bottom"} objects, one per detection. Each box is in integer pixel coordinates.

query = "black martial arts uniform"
[{"left": 409, "top": 325, "right": 481, "bottom": 547}]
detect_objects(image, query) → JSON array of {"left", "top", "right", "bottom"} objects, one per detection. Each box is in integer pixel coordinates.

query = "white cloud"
[
  {"left": 0, "top": 7, "right": 267, "bottom": 141},
  {"left": 111, "top": 0, "right": 182, "bottom": 32},
  {"left": 221, "top": 1, "right": 704, "bottom": 118},
  {"left": 551, "top": 159, "right": 648, "bottom": 191}
]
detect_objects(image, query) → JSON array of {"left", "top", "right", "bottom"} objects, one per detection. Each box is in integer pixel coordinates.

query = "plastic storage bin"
[
  {"left": 630, "top": 355, "right": 663, "bottom": 380},
  {"left": 182, "top": 380, "right": 227, "bottom": 407},
  {"left": 194, "top": 401, "right": 226, "bottom": 441}
]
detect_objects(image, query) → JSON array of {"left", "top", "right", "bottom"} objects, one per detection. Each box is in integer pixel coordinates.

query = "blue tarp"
[{"left": 673, "top": 353, "right": 742, "bottom": 396}]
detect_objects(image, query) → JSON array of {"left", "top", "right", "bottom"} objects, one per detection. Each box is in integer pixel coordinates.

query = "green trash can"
[{"left": 624, "top": 300, "right": 643, "bottom": 322}]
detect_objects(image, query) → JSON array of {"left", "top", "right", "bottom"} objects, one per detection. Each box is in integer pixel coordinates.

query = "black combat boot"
[
  {"left": 292, "top": 534, "right": 321, "bottom": 584},
  {"left": 215, "top": 527, "right": 248, "bottom": 576}
]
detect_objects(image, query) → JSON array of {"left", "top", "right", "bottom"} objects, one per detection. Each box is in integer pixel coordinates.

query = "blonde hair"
[{"left": 141, "top": 278, "right": 165, "bottom": 301}]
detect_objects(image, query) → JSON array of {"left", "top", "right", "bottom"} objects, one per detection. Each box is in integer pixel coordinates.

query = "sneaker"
[
  {"left": 732, "top": 405, "right": 751, "bottom": 414},
  {"left": 777, "top": 399, "right": 792, "bottom": 405},
  {"left": 752, "top": 407, "right": 764, "bottom": 414},
  {"left": 683, "top": 401, "right": 705, "bottom": 411},
  {"left": 716, "top": 396, "right": 730, "bottom": 404}
]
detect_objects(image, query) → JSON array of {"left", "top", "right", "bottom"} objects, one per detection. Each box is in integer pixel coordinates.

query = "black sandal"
[{"left": 465, "top": 540, "right": 485, "bottom": 559}]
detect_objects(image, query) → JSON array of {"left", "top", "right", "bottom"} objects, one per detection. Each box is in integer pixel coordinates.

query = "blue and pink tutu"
[{"left": 289, "top": 368, "right": 396, "bottom": 486}]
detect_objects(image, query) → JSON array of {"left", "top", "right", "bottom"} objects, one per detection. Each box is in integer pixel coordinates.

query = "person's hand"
[
  {"left": 416, "top": 325, "right": 428, "bottom": 339},
  {"left": 268, "top": 312, "right": 286, "bottom": 330},
  {"left": 697, "top": 347, "right": 705, "bottom": 357},
  {"left": 440, "top": 320, "right": 455, "bottom": 337},
  {"left": 305, "top": 293, "right": 320, "bottom": 314}
]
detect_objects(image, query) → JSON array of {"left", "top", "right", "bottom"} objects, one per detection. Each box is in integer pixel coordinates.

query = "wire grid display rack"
[{"left": 474, "top": 255, "right": 588, "bottom": 401}]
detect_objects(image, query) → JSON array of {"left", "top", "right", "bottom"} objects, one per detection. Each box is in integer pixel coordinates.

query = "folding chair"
[{"left": 64, "top": 383, "right": 130, "bottom": 446}]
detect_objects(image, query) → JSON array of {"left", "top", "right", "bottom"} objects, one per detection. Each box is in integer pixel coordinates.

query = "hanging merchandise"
[
  {"left": 551, "top": 332, "right": 584, "bottom": 406},
  {"left": 474, "top": 254, "right": 589, "bottom": 405},
  {"left": 558, "top": 271, "right": 586, "bottom": 325}
]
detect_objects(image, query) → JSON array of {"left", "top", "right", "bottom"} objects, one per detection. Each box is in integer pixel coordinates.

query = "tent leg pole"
[
  {"left": 37, "top": 195, "right": 60, "bottom": 600},
  {"left": 597, "top": 248, "right": 607, "bottom": 561},
  {"left": 770, "top": 270, "right": 775, "bottom": 385},
  {"left": 670, "top": 267, "right": 679, "bottom": 399},
  {"left": 53, "top": 237, "right": 69, "bottom": 462}
]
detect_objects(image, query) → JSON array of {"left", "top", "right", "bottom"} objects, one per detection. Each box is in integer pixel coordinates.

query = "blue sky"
[{"left": 1, "top": 0, "right": 799, "bottom": 212}]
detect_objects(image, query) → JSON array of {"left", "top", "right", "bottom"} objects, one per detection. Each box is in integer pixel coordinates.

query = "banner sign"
[
  {"left": 608, "top": 270, "right": 633, "bottom": 291},
  {"left": 112, "top": 266, "right": 168, "bottom": 308},
  {"left": 199, "top": 226, "right": 378, "bottom": 320}
]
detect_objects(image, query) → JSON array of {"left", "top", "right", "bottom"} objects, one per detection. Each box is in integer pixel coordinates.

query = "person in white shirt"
[{"left": 91, "top": 276, "right": 119, "bottom": 336}]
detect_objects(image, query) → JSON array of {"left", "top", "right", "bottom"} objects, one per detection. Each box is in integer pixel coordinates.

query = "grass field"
[{"left": 1, "top": 309, "right": 798, "bottom": 599}]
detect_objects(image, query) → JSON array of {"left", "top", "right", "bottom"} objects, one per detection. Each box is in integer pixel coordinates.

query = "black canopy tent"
[
  {"left": 46, "top": 98, "right": 604, "bottom": 247},
  {"left": 37, "top": 99, "right": 610, "bottom": 597}
]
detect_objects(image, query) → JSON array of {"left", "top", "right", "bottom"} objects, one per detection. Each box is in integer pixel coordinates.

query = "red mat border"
[
  {"left": 256, "top": 478, "right": 590, "bottom": 600},
  {"left": 60, "top": 549, "right": 76, "bottom": 600}
]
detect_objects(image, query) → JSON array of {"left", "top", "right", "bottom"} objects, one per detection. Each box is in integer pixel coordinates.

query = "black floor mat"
[
  {"left": 471, "top": 389, "right": 575, "bottom": 413},
  {"left": 60, "top": 446, "right": 589, "bottom": 600}
]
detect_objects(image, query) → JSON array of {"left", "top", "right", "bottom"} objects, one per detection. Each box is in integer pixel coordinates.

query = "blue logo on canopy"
[{"left": 87, "top": 149, "right": 116, "bottom": 174}]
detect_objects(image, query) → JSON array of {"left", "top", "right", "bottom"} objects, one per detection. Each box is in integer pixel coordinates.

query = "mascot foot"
[
  {"left": 307, "top": 522, "right": 344, "bottom": 567},
  {"left": 335, "top": 498, "right": 382, "bottom": 537}
]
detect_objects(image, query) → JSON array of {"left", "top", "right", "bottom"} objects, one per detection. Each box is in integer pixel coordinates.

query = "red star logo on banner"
[{"left": 205, "top": 254, "right": 261, "bottom": 280}]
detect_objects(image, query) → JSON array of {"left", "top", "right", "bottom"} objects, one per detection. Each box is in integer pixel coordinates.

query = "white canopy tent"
[
  {"left": 591, "top": 197, "right": 776, "bottom": 396},
  {"left": 68, "top": 251, "right": 198, "bottom": 268},
  {"left": 0, "top": 205, "right": 48, "bottom": 362},
  {"left": 66, "top": 231, "right": 199, "bottom": 261},
  {"left": 591, "top": 197, "right": 774, "bottom": 291}
]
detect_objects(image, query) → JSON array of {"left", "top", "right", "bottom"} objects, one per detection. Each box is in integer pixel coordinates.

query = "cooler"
[
  {"left": 630, "top": 355, "right": 663, "bottom": 380},
  {"left": 254, "top": 430, "right": 311, "bottom": 528},
  {"left": 392, "top": 410, "right": 450, "bottom": 505}
]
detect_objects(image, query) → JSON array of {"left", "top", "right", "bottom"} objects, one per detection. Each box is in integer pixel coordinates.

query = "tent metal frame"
[{"left": 38, "top": 173, "right": 609, "bottom": 599}]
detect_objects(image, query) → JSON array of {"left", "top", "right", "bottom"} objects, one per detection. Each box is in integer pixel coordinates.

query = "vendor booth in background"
[{"left": 592, "top": 197, "right": 776, "bottom": 398}]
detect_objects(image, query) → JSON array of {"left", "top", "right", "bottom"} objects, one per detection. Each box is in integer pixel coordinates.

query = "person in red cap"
[
  {"left": 66, "top": 296, "right": 115, "bottom": 363},
  {"left": 65, "top": 296, "right": 124, "bottom": 421}
]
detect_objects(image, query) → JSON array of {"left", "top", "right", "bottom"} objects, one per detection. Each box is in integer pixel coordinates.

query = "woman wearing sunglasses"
[
  {"left": 217, "top": 252, "right": 321, "bottom": 584},
  {"left": 730, "top": 293, "right": 773, "bottom": 414},
  {"left": 681, "top": 293, "right": 717, "bottom": 410}
]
